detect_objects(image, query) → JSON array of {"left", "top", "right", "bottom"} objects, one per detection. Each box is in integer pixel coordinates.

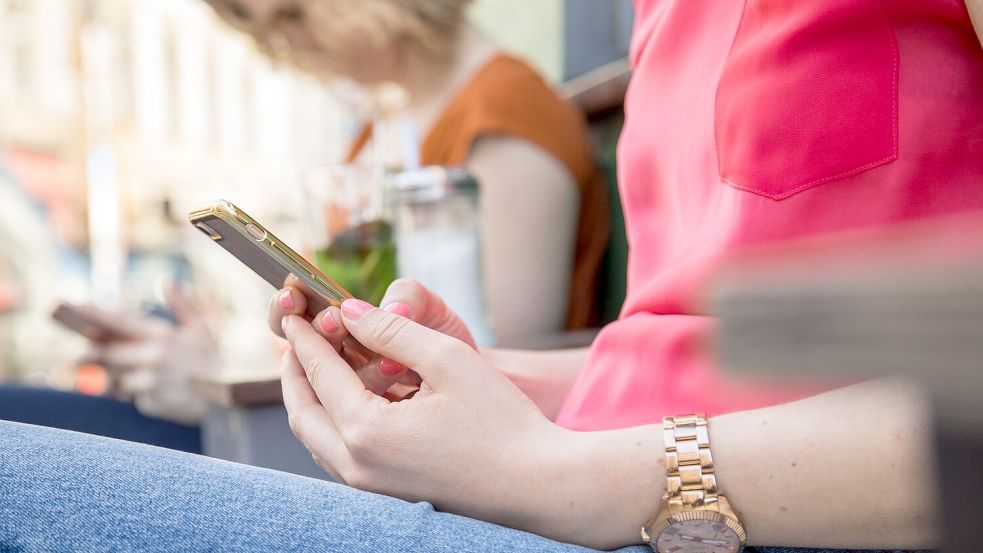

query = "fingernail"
[
  {"left": 279, "top": 290, "right": 295, "bottom": 311},
  {"left": 320, "top": 311, "right": 339, "bottom": 334},
  {"left": 378, "top": 358, "right": 402, "bottom": 376},
  {"left": 383, "top": 302, "right": 410, "bottom": 318},
  {"left": 341, "top": 299, "right": 372, "bottom": 319},
  {"left": 281, "top": 316, "right": 290, "bottom": 333}
]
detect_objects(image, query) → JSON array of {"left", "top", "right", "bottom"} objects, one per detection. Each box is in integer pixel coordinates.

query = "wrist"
[
  {"left": 481, "top": 348, "right": 586, "bottom": 419},
  {"left": 511, "top": 424, "right": 666, "bottom": 549}
]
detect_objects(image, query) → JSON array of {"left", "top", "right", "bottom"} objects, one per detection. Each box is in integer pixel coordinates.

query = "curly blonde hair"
[{"left": 206, "top": 0, "right": 474, "bottom": 73}]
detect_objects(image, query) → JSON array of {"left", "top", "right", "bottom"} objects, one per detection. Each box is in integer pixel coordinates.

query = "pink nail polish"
[
  {"left": 281, "top": 316, "right": 290, "bottom": 333},
  {"left": 279, "top": 291, "right": 295, "bottom": 311},
  {"left": 320, "top": 312, "right": 338, "bottom": 334},
  {"left": 341, "top": 299, "right": 372, "bottom": 319},
  {"left": 383, "top": 302, "right": 410, "bottom": 318},
  {"left": 378, "top": 358, "right": 402, "bottom": 376}
]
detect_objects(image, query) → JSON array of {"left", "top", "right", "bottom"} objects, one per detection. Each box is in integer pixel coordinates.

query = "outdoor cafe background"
[{"left": 0, "top": 0, "right": 633, "bottom": 390}]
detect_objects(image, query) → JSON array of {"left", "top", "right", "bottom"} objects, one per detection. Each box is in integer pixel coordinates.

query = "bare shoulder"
[{"left": 466, "top": 134, "right": 577, "bottom": 195}]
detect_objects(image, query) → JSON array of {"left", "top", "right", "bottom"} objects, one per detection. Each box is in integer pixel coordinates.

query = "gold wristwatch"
[{"left": 641, "top": 414, "right": 747, "bottom": 553}]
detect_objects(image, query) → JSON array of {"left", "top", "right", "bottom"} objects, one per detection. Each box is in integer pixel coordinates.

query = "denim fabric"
[
  {"left": 753, "top": 549, "right": 921, "bottom": 553},
  {"left": 0, "top": 421, "right": 918, "bottom": 552},
  {"left": 0, "top": 384, "right": 200, "bottom": 453}
]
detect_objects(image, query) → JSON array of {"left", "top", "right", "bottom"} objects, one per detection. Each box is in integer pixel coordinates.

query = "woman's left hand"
[{"left": 280, "top": 299, "right": 577, "bottom": 533}]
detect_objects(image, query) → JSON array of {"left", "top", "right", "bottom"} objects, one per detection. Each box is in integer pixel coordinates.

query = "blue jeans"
[
  {"left": 0, "top": 421, "right": 917, "bottom": 552},
  {"left": 0, "top": 384, "right": 200, "bottom": 453}
]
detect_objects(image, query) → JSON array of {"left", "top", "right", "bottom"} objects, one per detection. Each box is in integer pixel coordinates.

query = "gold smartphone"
[{"left": 188, "top": 199, "right": 352, "bottom": 318}]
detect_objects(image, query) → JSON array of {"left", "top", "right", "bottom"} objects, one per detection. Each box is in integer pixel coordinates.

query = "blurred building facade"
[
  {"left": 0, "top": 0, "right": 353, "bottom": 380},
  {"left": 2, "top": 0, "right": 351, "bottom": 233}
]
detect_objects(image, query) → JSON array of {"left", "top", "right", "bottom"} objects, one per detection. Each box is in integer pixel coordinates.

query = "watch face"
[{"left": 656, "top": 518, "right": 742, "bottom": 553}]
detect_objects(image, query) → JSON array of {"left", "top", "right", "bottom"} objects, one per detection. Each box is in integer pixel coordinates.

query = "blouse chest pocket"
[{"left": 714, "top": 0, "right": 899, "bottom": 200}]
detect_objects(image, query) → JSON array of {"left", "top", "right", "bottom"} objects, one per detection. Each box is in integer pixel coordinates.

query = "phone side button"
[{"left": 245, "top": 223, "right": 267, "bottom": 241}]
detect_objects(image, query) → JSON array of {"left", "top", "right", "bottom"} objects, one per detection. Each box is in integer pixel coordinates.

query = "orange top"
[{"left": 346, "top": 54, "right": 609, "bottom": 328}]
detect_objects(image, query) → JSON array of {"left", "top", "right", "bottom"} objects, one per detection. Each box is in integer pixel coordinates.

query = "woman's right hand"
[
  {"left": 88, "top": 286, "right": 221, "bottom": 425},
  {"left": 268, "top": 278, "right": 476, "bottom": 396}
]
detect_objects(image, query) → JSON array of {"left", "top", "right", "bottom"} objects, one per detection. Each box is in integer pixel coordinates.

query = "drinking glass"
[
  {"left": 301, "top": 165, "right": 396, "bottom": 306},
  {"left": 389, "top": 166, "right": 494, "bottom": 345}
]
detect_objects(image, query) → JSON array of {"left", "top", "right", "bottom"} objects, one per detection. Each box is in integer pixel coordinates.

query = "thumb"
[
  {"left": 379, "top": 278, "right": 476, "bottom": 348},
  {"left": 339, "top": 299, "right": 473, "bottom": 388}
]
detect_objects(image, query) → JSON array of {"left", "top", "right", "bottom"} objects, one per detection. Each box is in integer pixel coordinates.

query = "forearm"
[
  {"left": 522, "top": 377, "right": 939, "bottom": 550},
  {"left": 712, "top": 377, "right": 939, "bottom": 549},
  {"left": 481, "top": 347, "right": 587, "bottom": 419}
]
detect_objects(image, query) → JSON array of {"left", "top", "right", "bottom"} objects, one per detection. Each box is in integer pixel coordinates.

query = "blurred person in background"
[
  {"left": 0, "top": 164, "right": 206, "bottom": 452},
  {"left": 3, "top": 1, "right": 982, "bottom": 552},
  {"left": 207, "top": 0, "right": 609, "bottom": 340}
]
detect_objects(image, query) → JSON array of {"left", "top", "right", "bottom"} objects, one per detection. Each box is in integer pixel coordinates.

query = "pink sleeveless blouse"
[{"left": 557, "top": 0, "right": 983, "bottom": 430}]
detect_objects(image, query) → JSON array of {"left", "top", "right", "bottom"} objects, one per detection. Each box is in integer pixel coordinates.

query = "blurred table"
[
  {"left": 192, "top": 371, "right": 328, "bottom": 480},
  {"left": 193, "top": 370, "right": 282, "bottom": 407}
]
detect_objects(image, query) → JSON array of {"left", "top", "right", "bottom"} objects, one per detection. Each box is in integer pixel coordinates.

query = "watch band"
[{"left": 663, "top": 414, "right": 719, "bottom": 509}]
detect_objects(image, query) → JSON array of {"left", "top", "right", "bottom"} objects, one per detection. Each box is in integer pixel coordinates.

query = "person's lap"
[
  {"left": 0, "top": 384, "right": 200, "bottom": 453},
  {"left": 0, "top": 420, "right": 628, "bottom": 552},
  {"left": 0, "top": 420, "right": 916, "bottom": 552}
]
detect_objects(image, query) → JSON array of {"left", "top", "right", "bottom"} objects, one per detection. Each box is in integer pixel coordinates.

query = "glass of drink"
[
  {"left": 301, "top": 164, "right": 396, "bottom": 306},
  {"left": 389, "top": 166, "right": 494, "bottom": 345}
]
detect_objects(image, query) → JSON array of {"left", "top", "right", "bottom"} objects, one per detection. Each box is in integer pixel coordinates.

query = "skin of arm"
[
  {"left": 569, "top": 377, "right": 940, "bottom": 550},
  {"left": 280, "top": 301, "right": 940, "bottom": 551},
  {"left": 968, "top": 0, "right": 983, "bottom": 46},
  {"left": 481, "top": 347, "right": 588, "bottom": 420},
  {"left": 465, "top": 135, "right": 580, "bottom": 346}
]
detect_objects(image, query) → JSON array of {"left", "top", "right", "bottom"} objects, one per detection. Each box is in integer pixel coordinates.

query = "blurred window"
[
  {"left": 116, "top": 10, "right": 135, "bottom": 128},
  {"left": 206, "top": 44, "right": 219, "bottom": 151},
  {"left": 12, "top": 40, "right": 32, "bottom": 99},
  {"left": 4, "top": 0, "right": 34, "bottom": 100},
  {"left": 164, "top": 21, "right": 181, "bottom": 143},
  {"left": 241, "top": 68, "right": 255, "bottom": 154}
]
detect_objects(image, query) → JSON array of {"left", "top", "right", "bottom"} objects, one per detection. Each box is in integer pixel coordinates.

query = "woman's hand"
[
  {"left": 280, "top": 298, "right": 548, "bottom": 491},
  {"left": 269, "top": 278, "right": 476, "bottom": 397},
  {"left": 268, "top": 277, "right": 475, "bottom": 346},
  {"left": 279, "top": 299, "right": 664, "bottom": 548},
  {"left": 89, "top": 286, "right": 220, "bottom": 425},
  {"left": 270, "top": 277, "right": 587, "bottom": 414}
]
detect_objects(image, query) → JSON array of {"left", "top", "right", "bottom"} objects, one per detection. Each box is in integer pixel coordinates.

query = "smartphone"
[
  {"left": 189, "top": 200, "right": 374, "bottom": 364},
  {"left": 189, "top": 200, "right": 352, "bottom": 316},
  {"left": 52, "top": 302, "right": 142, "bottom": 342}
]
